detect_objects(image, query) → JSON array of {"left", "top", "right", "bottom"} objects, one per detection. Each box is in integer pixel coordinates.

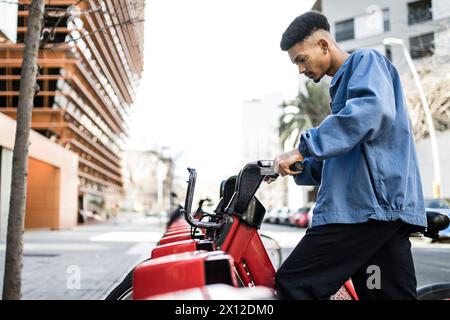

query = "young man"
[{"left": 270, "top": 11, "right": 427, "bottom": 299}]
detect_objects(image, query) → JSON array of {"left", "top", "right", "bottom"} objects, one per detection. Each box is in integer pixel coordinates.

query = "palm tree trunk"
[
  {"left": 292, "top": 129, "right": 301, "bottom": 149},
  {"left": 2, "top": 0, "right": 45, "bottom": 300}
]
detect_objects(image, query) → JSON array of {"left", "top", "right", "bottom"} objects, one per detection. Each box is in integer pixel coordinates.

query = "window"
[
  {"left": 48, "top": 95, "right": 55, "bottom": 108},
  {"left": 45, "top": 5, "right": 68, "bottom": 11},
  {"left": 52, "top": 32, "right": 67, "bottom": 43},
  {"left": 47, "top": 67, "right": 61, "bottom": 75},
  {"left": 409, "top": 32, "right": 434, "bottom": 59},
  {"left": 408, "top": 0, "right": 432, "bottom": 25},
  {"left": 12, "top": 80, "right": 20, "bottom": 91},
  {"left": 335, "top": 19, "right": 354, "bottom": 41},
  {"left": 33, "top": 96, "right": 44, "bottom": 108},
  {"left": 18, "top": 16, "right": 26, "bottom": 27},
  {"left": 17, "top": 33, "right": 25, "bottom": 43},
  {"left": 36, "top": 80, "right": 44, "bottom": 90},
  {"left": 36, "top": 129, "right": 55, "bottom": 139},
  {"left": 383, "top": 8, "right": 390, "bottom": 31},
  {"left": 0, "top": 96, "right": 6, "bottom": 107},
  {"left": 44, "top": 16, "right": 68, "bottom": 28},
  {"left": 48, "top": 80, "right": 58, "bottom": 91}
]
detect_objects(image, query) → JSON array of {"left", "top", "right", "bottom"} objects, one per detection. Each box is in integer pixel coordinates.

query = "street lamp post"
[
  {"left": 383, "top": 37, "right": 441, "bottom": 199},
  {"left": 282, "top": 106, "right": 313, "bottom": 149}
]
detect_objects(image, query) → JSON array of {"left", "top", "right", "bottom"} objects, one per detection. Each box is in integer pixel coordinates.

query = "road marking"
[
  {"left": 0, "top": 243, "right": 108, "bottom": 251},
  {"left": 90, "top": 231, "right": 163, "bottom": 242},
  {"left": 126, "top": 242, "right": 157, "bottom": 255}
]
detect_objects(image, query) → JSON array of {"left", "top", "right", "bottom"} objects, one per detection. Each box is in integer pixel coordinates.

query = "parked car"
[
  {"left": 275, "top": 207, "right": 291, "bottom": 225},
  {"left": 288, "top": 207, "right": 311, "bottom": 228},
  {"left": 264, "top": 208, "right": 276, "bottom": 223},
  {"left": 304, "top": 199, "right": 450, "bottom": 237},
  {"left": 425, "top": 198, "right": 450, "bottom": 239}
]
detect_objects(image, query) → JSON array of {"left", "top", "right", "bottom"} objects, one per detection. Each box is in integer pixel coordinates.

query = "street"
[{"left": 0, "top": 214, "right": 449, "bottom": 299}]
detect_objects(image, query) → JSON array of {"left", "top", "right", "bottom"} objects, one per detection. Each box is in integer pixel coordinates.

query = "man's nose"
[{"left": 298, "top": 65, "right": 306, "bottom": 74}]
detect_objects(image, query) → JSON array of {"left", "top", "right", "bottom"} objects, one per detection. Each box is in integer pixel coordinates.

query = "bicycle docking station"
[{"left": 107, "top": 160, "right": 450, "bottom": 303}]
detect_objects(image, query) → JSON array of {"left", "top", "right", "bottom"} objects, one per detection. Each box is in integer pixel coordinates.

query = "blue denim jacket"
[{"left": 295, "top": 49, "right": 427, "bottom": 228}]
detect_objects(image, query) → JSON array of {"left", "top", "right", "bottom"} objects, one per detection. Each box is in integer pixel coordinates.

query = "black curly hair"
[{"left": 280, "top": 11, "right": 330, "bottom": 51}]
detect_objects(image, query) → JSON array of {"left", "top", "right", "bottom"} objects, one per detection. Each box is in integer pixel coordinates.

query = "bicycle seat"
[
  {"left": 425, "top": 209, "right": 450, "bottom": 239},
  {"left": 214, "top": 175, "right": 237, "bottom": 214},
  {"left": 226, "top": 162, "right": 265, "bottom": 215},
  {"left": 224, "top": 162, "right": 266, "bottom": 228}
]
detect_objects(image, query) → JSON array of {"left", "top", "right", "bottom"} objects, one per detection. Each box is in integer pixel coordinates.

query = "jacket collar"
[{"left": 330, "top": 52, "right": 353, "bottom": 88}]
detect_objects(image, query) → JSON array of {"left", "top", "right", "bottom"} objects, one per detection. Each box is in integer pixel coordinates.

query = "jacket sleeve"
[
  {"left": 293, "top": 157, "right": 323, "bottom": 186},
  {"left": 298, "top": 51, "right": 396, "bottom": 160}
]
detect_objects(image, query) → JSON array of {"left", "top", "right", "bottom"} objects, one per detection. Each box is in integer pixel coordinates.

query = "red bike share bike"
[{"left": 106, "top": 160, "right": 450, "bottom": 300}]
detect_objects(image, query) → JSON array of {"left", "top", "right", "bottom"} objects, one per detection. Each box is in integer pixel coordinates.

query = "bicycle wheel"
[
  {"left": 105, "top": 258, "right": 151, "bottom": 300},
  {"left": 105, "top": 269, "right": 133, "bottom": 300},
  {"left": 259, "top": 233, "right": 283, "bottom": 269},
  {"left": 417, "top": 282, "right": 450, "bottom": 300}
]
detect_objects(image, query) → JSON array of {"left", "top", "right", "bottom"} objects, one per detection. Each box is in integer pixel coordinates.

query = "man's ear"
[{"left": 318, "top": 39, "right": 329, "bottom": 54}]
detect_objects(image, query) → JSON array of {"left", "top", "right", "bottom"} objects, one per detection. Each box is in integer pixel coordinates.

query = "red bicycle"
[{"left": 106, "top": 160, "right": 450, "bottom": 300}]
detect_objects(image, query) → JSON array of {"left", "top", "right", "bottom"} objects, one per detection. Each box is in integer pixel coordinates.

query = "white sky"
[{"left": 128, "top": 0, "right": 314, "bottom": 195}]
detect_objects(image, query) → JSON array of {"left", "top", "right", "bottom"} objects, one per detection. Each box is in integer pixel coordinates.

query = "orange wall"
[
  {"left": 0, "top": 113, "right": 78, "bottom": 229},
  {"left": 25, "top": 158, "right": 60, "bottom": 229}
]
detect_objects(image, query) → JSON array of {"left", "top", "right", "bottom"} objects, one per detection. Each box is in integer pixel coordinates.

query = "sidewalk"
[{"left": 0, "top": 212, "right": 166, "bottom": 299}]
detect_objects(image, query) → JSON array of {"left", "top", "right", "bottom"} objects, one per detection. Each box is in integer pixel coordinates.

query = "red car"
[{"left": 288, "top": 207, "right": 310, "bottom": 228}]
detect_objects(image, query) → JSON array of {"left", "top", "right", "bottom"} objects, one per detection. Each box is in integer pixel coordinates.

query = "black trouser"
[{"left": 275, "top": 219, "right": 419, "bottom": 300}]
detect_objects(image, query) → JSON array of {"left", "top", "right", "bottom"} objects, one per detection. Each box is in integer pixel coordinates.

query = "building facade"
[
  {"left": 0, "top": 0, "right": 145, "bottom": 227},
  {"left": 312, "top": 0, "right": 450, "bottom": 198},
  {"left": 241, "top": 93, "right": 297, "bottom": 210},
  {"left": 313, "top": 0, "right": 450, "bottom": 69},
  {"left": 122, "top": 149, "right": 176, "bottom": 216}
]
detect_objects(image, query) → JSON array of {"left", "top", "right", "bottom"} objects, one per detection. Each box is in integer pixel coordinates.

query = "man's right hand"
[{"left": 274, "top": 149, "right": 304, "bottom": 177}]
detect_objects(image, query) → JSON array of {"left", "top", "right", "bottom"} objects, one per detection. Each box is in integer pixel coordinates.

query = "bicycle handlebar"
[
  {"left": 181, "top": 168, "right": 225, "bottom": 229},
  {"left": 257, "top": 160, "right": 304, "bottom": 179},
  {"left": 290, "top": 161, "right": 305, "bottom": 172},
  {"left": 181, "top": 160, "right": 305, "bottom": 230}
]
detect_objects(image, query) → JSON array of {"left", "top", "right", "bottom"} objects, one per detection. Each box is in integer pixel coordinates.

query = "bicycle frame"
[{"left": 221, "top": 218, "right": 276, "bottom": 287}]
